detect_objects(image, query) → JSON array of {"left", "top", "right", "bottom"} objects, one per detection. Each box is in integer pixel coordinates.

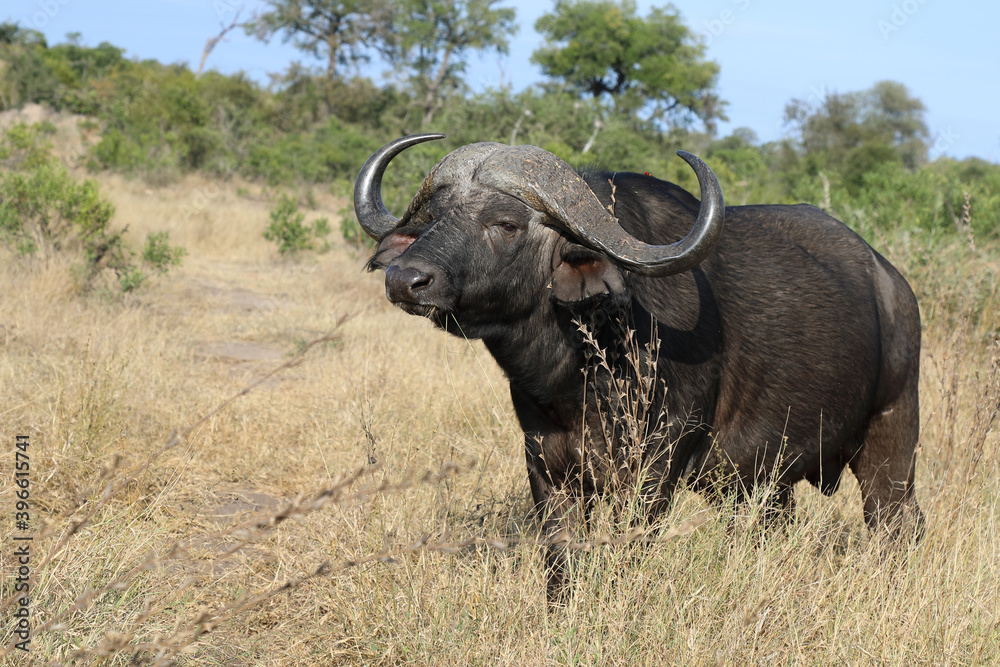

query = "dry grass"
[{"left": 1, "top": 172, "right": 999, "bottom": 665}]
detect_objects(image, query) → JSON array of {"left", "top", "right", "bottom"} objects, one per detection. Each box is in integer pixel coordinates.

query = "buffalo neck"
[
  {"left": 482, "top": 300, "right": 591, "bottom": 429},
  {"left": 482, "top": 281, "right": 723, "bottom": 448}
]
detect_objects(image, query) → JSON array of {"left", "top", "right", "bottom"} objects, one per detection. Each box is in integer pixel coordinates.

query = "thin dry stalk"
[
  {"left": 1, "top": 321, "right": 352, "bottom": 659},
  {"left": 960, "top": 191, "right": 976, "bottom": 251},
  {"left": 964, "top": 342, "right": 1000, "bottom": 481},
  {"left": 44, "top": 471, "right": 705, "bottom": 665}
]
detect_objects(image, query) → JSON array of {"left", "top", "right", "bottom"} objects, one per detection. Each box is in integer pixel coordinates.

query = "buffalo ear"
[
  {"left": 550, "top": 242, "right": 627, "bottom": 303},
  {"left": 366, "top": 225, "right": 423, "bottom": 270}
]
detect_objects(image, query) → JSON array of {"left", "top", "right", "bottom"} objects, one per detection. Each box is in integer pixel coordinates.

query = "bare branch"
[{"left": 196, "top": 8, "right": 244, "bottom": 79}]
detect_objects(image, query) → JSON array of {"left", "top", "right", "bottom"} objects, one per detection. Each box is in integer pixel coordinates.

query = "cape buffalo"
[{"left": 354, "top": 134, "right": 924, "bottom": 595}]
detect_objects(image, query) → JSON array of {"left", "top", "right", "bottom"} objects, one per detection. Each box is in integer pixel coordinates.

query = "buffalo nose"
[{"left": 386, "top": 265, "right": 434, "bottom": 303}]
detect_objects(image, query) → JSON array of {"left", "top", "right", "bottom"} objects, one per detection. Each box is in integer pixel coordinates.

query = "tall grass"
[{"left": 1, "top": 173, "right": 998, "bottom": 664}]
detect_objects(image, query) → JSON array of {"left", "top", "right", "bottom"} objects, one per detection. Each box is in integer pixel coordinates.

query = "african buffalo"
[{"left": 354, "top": 134, "right": 924, "bottom": 595}]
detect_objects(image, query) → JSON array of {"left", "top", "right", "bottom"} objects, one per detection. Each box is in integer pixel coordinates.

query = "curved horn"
[
  {"left": 617, "top": 150, "right": 725, "bottom": 276},
  {"left": 478, "top": 147, "right": 724, "bottom": 277},
  {"left": 354, "top": 133, "right": 445, "bottom": 240}
]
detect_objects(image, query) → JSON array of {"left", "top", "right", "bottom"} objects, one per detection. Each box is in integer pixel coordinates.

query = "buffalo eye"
[{"left": 492, "top": 221, "right": 519, "bottom": 234}]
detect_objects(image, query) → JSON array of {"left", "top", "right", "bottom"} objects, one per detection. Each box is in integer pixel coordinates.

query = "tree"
[
  {"left": 247, "top": 0, "right": 389, "bottom": 79},
  {"left": 196, "top": 8, "right": 243, "bottom": 78},
  {"left": 0, "top": 22, "right": 59, "bottom": 110},
  {"left": 384, "top": 0, "right": 517, "bottom": 127},
  {"left": 705, "top": 127, "right": 769, "bottom": 204},
  {"left": 531, "top": 0, "right": 724, "bottom": 131},
  {"left": 783, "top": 80, "right": 930, "bottom": 192}
]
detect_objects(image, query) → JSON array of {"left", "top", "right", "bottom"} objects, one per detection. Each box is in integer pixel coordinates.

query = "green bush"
[
  {"left": 0, "top": 122, "right": 185, "bottom": 295},
  {"left": 0, "top": 23, "right": 60, "bottom": 110},
  {"left": 108, "top": 231, "right": 188, "bottom": 294},
  {"left": 799, "top": 159, "right": 1000, "bottom": 242},
  {"left": 0, "top": 122, "right": 114, "bottom": 256},
  {"left": 263, "top": 194, "right": 331, "bottom": 255},
  {"left": 141, "top": 231, "right": 187, "bottom": 274}
]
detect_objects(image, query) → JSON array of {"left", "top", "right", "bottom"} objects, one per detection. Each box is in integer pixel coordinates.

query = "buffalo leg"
[
  {"left": 526, "top": 448, "right": 579, "bottom": 602},
  {"left": 850, "top": 373, "right": 924, "bottom": 539},
  {"left": 529, "top": 474, "right": 579, "bottom": 602},
  {"left": 541, "top": 490, "right": 581, "bottom": 603},
  {"left": 757, "top": 484, "right": 795, "bottom": 528},
  {"left": 636, "top": 462, "right": 679, "bottom": 522}
]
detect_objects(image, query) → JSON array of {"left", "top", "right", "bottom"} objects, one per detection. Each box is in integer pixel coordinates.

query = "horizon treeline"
[{"left": 0, "top": 1, "right": 997, "bottom": 245}]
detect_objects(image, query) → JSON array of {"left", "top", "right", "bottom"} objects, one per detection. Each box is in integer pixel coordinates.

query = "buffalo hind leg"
[
  {"left": 850, "top": 377, "right": 924, "bottom": 540},
  {"left": 760, "top": 484, "right": 795, "bottom": 528}
]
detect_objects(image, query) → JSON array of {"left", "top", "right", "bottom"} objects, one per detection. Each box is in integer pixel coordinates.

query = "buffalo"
[{"left": 354, "top": 134, "right": 924, "bottom": 596}]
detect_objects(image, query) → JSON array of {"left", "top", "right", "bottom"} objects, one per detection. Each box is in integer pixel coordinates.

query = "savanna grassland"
[{"left": 1, "top": 118, "right": 999, "bottom": 666}]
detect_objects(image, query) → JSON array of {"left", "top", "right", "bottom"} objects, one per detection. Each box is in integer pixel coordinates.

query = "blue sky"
[{"left": 6, "top": 0, "right": 999, "bottom": 162}]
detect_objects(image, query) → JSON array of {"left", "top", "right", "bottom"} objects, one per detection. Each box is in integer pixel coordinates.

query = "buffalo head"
[{"left": 354, "top": 135, "right": 724, "bottom": 337}]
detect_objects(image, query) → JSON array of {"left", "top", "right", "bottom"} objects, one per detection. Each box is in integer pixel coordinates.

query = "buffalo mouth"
[{"left": 391, "top": 300, "right": 450, "bottom": 327}]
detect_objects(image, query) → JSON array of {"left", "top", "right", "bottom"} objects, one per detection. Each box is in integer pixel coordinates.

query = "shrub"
[
  {"left": 0, "top": 23, "right": 60, "bottom": 110},
  {"left": 263, "top": 194, "right": 330, "bottom": 255},
  {"left": 141, "top": 231, "right": 187, "bottom": 275},
  {"left": 0, "top": 122, "right": 185, "bottom": 294},
  {"left": 106, "top": 231, "right": 187, "bottom": 294},
  {"left": 0, "top": 122, "right": 114, "bottom": 256}
]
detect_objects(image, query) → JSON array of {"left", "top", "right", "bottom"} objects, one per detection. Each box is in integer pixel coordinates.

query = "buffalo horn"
[{"left": 354, "top": 133, "right": 445, "bottom": 240}]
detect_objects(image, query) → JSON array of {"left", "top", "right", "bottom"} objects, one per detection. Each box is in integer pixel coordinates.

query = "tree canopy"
[
  {"left": 784, "top": 80, "right": 930, "bottom": 192},
  {"left": 246, "top": 0, "right": 390, "bottom": 79},
  {"left": 385, "top": 0, "right": 517, "bottom": 127},
  {"left": 531, "top": 0, "right": 724, "bottom": 131}
]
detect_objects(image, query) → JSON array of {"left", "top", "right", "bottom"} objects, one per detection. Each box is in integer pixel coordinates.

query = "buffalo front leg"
[
  {"left": 541, "top": 489, "right": 582, "bottom": 603},
  {"left": 526, "top": 450, "right": 582, "bottom": 603}
]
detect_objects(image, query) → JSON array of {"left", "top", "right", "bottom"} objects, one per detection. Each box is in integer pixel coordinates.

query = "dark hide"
[{"left": 367, "top": 162, "right": 924, "bottom": 598}]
